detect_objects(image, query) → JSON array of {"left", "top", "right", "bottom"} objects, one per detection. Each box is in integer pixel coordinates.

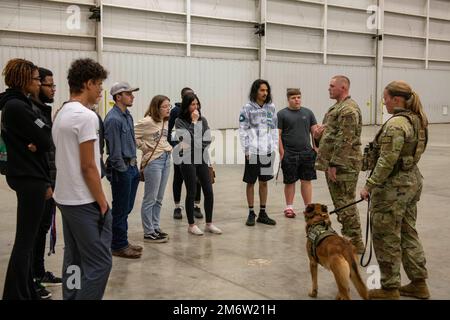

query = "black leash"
[
  {"left": 328, "top": 198, "right": 373, "bottom": 267},
  {"left": 360, "top": 197, "right": 373, "bottom": 267},
  {"left": 329, "top": 198, "right": 364, "bottom": 215}
]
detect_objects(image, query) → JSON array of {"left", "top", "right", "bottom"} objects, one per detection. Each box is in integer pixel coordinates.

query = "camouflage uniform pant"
[
  {"left": 370, "top": 171, "right": 428, "bottom": 289},
  {"left": 326, "top": 174, "right": 364, "bottom": 249}
]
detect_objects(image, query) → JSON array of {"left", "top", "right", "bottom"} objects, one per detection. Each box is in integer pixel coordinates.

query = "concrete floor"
[{"left": 1, "top": 124, "right": 449, "bottom": 300}]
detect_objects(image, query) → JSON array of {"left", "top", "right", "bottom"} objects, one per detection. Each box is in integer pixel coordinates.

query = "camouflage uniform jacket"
[
  {"left": 365, "top": 108, "right": 427, "bottom": 192},
  {"left": 315, "top": 97, "right": 362, "bottom": 176}
]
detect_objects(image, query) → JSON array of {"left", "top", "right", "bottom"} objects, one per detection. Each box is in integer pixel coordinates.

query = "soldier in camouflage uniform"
[
  {"left": 360, "top": 80, "right": 430, "bottom": 300},
  {"left": 315, "top": 75, "right": 365, "bottom": 253}
]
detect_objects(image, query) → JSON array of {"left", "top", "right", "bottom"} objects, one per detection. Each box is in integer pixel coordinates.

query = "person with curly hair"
[{"left": 52, "top": 58, "right": 111, "bottom": 300}]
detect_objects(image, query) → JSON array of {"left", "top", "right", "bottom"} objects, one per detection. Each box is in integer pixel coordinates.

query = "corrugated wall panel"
[
  {"left": 102, "top": 52, "right": 259, "bottom": 129},
  {"left": 0, "top": 46, "right": 96, "bottom": 109},
  {"left": 2, "top": 46, "right": 449, "bottom": 126},
  {"left": 383, "top": 67, "right": 450, "bottom": 123},
  {"left": 266, "top": 61, "right": 376, "bottom": 124}
]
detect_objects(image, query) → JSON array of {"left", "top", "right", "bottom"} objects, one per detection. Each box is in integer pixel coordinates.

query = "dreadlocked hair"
[{"left": 2, "top": 58, "right": 38, "bottom": 89}]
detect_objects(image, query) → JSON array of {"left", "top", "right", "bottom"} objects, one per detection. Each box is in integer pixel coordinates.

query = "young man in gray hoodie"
[{"left": 239, "top": 79, "right": 278, "bottom": 227}]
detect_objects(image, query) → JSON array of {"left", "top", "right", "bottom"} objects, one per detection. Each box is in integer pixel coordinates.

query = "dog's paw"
[{"left": 308, "top": 289, "right": 318, "bottom": 298}]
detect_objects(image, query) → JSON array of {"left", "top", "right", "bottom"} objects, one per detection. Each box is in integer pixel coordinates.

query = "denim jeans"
[
  {"left": 141, "top": 152, "right": 171, "bottom": 236},
  {"left": 110, "top": 165, "right": 140, "bottom": 251}
]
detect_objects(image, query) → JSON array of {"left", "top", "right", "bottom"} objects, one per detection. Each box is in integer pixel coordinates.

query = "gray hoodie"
[{"left": 239, "top": 101, "right": 278, "bottom": 155}]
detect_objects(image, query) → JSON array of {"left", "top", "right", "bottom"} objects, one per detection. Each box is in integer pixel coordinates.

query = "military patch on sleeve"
[
  {"left": 239, "top": 114, "right": 246, "bottom": 122},
  {"left": 381, "top": 136, "right": 392, "bottom": 144}
]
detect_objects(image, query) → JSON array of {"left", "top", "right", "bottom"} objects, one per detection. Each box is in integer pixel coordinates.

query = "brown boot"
[
  {"left": 368, "top": 288, "right": 400, "bottom": 300},
  {"left": 399, "top": 279, "right": 430, "bottom": 299},
  {"left": 112, "top": 246, "right": 142, "bottom": 259},
  {"left": 129, "top": 243, "right": 143, "bottom": 252}
]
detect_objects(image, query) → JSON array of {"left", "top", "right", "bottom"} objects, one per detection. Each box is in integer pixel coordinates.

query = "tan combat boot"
[
  {"left": 368, "top": 288, "right": 400, "bottom": 300},
  {"left": 399, "top": 279, "right": 430, "bottom": 299}
]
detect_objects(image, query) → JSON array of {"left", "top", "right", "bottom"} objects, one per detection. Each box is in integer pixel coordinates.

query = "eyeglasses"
[
  {"left": 160, "top": 104, "right": 172, "bottom": 110},
  {"left": 41, "top": 84, "right": 56, "bottom": 89},
  {"left": 32, "top": 77, "right": 41, "bottom": 81}
]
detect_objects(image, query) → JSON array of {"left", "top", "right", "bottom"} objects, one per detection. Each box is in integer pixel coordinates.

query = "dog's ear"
[
  {"left": 305, "top": 204, "right": 315, "bottom": 213},
  {"left": 321, "top": 205, "right": 328, "bottom": 213}
]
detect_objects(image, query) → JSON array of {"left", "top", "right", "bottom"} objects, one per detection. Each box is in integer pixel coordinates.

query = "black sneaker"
[
  {"left": 40, "top": 271, "right": 62, "bottom": 287},
  {"left": 246, "top": 212, "right": 256, "bottom": 226},
  {"left": 173, "top": 207, "right": 182, "bottom": 219},
  {"left": 155, "top": 229, "right": 169, "bottom": 239},
  {"left": 35, "top": 281, "right": 52, "bottom": 300},
  {"left": 194, "top": 207, "right": 204, "bottom": 219},
  {"left": 257, "top": 211, "right": 276, "bottom": 225},
  {"left": 144, "top": 232, "right": 168, "bottom": 243}
]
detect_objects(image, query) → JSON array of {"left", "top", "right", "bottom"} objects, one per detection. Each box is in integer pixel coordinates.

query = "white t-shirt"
[{"left": 52, "top": 101, "right": 101, "bottom": 205}]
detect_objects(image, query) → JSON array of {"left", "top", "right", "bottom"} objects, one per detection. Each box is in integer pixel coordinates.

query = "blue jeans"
[
  {"left": 141, "top": 152, "right": 171, "bottom": 236},
  {"left": 110, "top": 165, "right": 140, "bottom": 251}
]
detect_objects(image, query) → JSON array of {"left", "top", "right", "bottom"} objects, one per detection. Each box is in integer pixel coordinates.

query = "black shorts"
[
  {"left": 243, "top": 153, "right": 275, "bottom": 184},
  {"left": 281, "top": 150, "right": 317, "bottom": 184}
]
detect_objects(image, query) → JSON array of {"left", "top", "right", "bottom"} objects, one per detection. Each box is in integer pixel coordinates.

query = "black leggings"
[
  {"left": 180, "top": 163, "right": 213, "bottom": 225},
  {"left": 3, "top": 177, "right": 47, "bottom": 300},
  {"left": 173, "top": 163, "right": 201, "bottom": 203}
]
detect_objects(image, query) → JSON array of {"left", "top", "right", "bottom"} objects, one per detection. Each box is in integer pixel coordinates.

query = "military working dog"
[{"left": 303, "top": 203, "right": 369, "bottom": 300}]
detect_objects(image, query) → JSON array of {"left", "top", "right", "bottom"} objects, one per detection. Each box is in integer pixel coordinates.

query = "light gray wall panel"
[
  {"left": 191, "top": 0, "right": 258, "bottom": 22},
  {"left": 266, "top": 62, "right": 376, "bottom": 125},
  {"left": 385, "top": 0, "right": 427, "bottom": 16},
  {"left": 103, "top": 6, "right": 186, "bottom": 43},
  {"left": 430, "top": 0, "right": 450, "bottom": 20},
  {"left": 267, "top": 0, "right": 323, "bottom": 27},
  {"left": 102, "top": 52, "right": 259, "bottom": 129},
  {"left": 0, "top": 46, "right": 96, "bottom": 109},
  {"left": 104, "top": 0, "right": 185, "bottom": 13},
  {"left": 383, "top": 67, "right": 450, "bottom": 123},
  {"left": 0, "top": 0, "right": 96, "bottom": 37}
]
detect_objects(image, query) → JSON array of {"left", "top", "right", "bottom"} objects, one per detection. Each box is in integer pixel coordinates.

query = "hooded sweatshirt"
[
  {"left": 0, "top": 88, "right": 52, "bottom": 183},
  {"left": 238, "top": 101, "right": 278, "bottom": 155},
  {"left": 30, "top": 96, "right": 56, "bottom": 186}
]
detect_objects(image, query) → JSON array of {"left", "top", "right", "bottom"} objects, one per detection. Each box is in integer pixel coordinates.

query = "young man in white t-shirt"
[{"left": 52, "top": 58, "right": 110, "bottom": 300}]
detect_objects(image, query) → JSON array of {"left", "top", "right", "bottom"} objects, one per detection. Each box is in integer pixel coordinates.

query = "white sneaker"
[
  {"left": 205, "top": 224, "right": 222, "bottom": 234},
  {"left": 188, "top": 225, "right": 204, "bottom": 236}
]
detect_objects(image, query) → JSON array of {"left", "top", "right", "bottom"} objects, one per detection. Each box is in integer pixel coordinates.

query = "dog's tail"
[{"left": 349, "top": 258, "right": 369, "bottom": 300}]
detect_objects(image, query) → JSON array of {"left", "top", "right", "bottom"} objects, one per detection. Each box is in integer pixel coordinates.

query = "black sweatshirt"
[
  {"left": 30, "top": 97, "right": 56, "bottom": 186},
  {"left": 174, "top": 116, "right": 211, "bottom": 164},
  {"left": 0, "top": 88, "right": 52, "bottom": 183}
]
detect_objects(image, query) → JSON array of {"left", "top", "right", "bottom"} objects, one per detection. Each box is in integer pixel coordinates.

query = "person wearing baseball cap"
[{"left": 104, "top": 81, "right": 142, "bottom": 259}]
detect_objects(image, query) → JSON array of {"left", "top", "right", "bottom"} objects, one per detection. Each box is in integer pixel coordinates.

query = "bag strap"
[{"left": 141, "top": 120, "right": 165, "bottom": 169}]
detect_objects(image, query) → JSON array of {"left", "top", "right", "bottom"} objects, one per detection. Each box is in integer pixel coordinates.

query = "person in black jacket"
[
  {"left": 174, "top": 92, "right": 222, "bottom": 236},
  {"left": 0, "top": 58, "right": 53, "bottom": 300},
  {"left": 168, "top": 87, "right": 203, "bottom": 220},
  {"left": 29, "top": 67, "right": 61, "bottom": 297}
]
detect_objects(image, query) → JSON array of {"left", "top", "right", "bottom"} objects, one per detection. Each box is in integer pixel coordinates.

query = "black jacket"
[
  {"left": 174, "top": 116, "right": 211, "bottom": 164},
  {"left": 30, "top": 97, "right": 56, "bottom": 187},
  {"left": 95, "top": 112, "right": 106, "bottom": 178},
  {"left": 168, "top": 102, "right": 181, "bottom": 147},
  {"left": 0, "top": 88, "right": 52, "bottom": 183}
]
